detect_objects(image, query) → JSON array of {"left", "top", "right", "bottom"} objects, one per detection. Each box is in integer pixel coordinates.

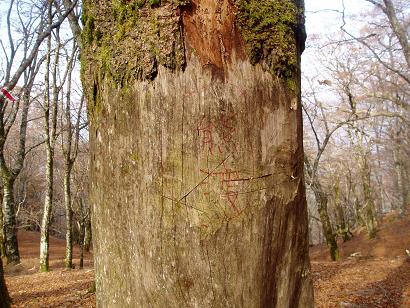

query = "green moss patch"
[{"left": 235, "top": 0, "right": 303, "bottom": 89}]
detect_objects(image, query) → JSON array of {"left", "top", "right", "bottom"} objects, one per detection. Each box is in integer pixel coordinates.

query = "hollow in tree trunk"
[{"left": 81, "top": 0, "right": 313, "bottom": 306}]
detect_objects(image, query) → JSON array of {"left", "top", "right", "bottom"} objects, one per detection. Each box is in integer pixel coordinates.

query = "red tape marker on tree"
[{"left": 1, "top": 88, "right": 16, "bottom": 102}]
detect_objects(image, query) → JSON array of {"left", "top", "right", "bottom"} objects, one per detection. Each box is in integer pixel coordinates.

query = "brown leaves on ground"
[
  {"left": 4, "top": 231, "right": 95, "bottom": 307},
  {"left": 312, "top": 214, "right": 410, "bottom": 307},
  {"left": 6, "top": 265, "right": 95, "bottom": 308},
  {"left": 313, "top": 258, "right": 410, "bottom": 307}
]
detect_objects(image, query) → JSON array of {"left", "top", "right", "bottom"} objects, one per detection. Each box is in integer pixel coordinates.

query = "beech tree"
[
  {"left": 39, "top": 23, "right": 75, "bottom": 271},
  {"left": 60, "top": 42, "right": 85, "bottom": 269},
  {"left": 0, "top": 0, "right": 74, "bottom": 264},
  {"left": 0, "top": 258, "right": 10, "bottom": 308},
  {"left": 82, "top": 0, "right": 313, "bottom": 306}
]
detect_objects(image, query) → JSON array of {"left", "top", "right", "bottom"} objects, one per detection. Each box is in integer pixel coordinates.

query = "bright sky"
[{"left": 305, "top": 0, "right": 372, "bottom": 35}]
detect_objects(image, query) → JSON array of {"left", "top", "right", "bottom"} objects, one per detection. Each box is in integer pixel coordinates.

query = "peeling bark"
[{"left": 82, "top": 0, "right": 313, "bottom": 306}]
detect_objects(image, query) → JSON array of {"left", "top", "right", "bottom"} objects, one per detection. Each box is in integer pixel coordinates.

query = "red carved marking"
[
  {"left": 197, "top": 117, "right": 222, "bottom": 155},
  {"left": 223, "top": 190, "right": 240, "bottom": 213}
]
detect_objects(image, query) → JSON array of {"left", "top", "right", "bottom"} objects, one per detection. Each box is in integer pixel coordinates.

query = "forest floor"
[
  {"left": 311, "top": 213, "right": 410, "bottom": 307},
  {"left": 3, "top": 231, "right": 95, "bottom": 307},
  {"left": 3, "top": 214, "right": 410, "bottom": 307}
]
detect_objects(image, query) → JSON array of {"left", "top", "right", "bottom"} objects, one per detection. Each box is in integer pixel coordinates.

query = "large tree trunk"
[
  {"left": 1, "top": 175, "right": 20, "bottom": 264},
  {"left": 82, "top": 0, "right": 313, "bottom": 307},
  {"left": 0, "top": 257, "right": 11, "bottom": 308}
]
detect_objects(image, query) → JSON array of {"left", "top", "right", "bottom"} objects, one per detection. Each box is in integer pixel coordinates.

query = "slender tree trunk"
[
  {"left": 312, "top": 181, "right": 339, "bottom": 261},
  {"left": 354, "top": 195, "right": 365, "bottom": 227},
  {"left": 39, "top": 148, "right": 54, "bottom": 272},
  {"left": 76, "top": 198, "right": 85, "bottom": 269},
  {"left": 83, "top": 209, "right": 92, "bottom": 252},
  {"left": 361, "top": 156, "right": 377, "bottom": 238},
  {"left": 0, "top": 189, "right": 5, "bottom": 258},
  {"left": 64, "top": 163, "right": 73, "bottom": 269},
  {"left": 334, "top": 180, "right": 351, "bottom": 242},
  {"left": 79, "top": 237, "right": 84, "bottom": 270},
  {"left": 82, "top": 0, "right": 313, "bottom": 306},
  {"left": 0, "top": 257, "right": 10, "bottom": 308},
  {"left": 393, "top": 142, "right": 404, "bottom": 211},
  {"left": 39, "top": 18, "right": 59, "bottom": 272},
  {"left": 399, "top": 163, "right": 410, "bottom": 214},
  {"left": 1, "top": 175, "right": 19, "bottom": 264}
]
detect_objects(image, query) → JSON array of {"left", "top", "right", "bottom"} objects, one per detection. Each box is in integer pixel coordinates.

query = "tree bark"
[
  {"left": 39, "top": 148, "right": 54, "bottom": 272},
  {"left": 39, "top": 22, "right": 59, "bottom": 272},
  {"left": 1, "top": 175, "right": 19, "bottom": 264},
  {"left": 82, "top": 0, "right": 313, "bottom": 306},
  {"left": 361, "top": 156, "right": 377, "bottom": 238},
  {"left": 334, "top": 179, "right": 351, "bottom": 242},
  {"left": 393, "top": 140, "right": 410, "bottom": 214},
  {"left": 0, "top": 257, "right": 11, "bottom": 308},
  {"left": 0, "top": 189, "right": 5, "bottom": 258},
  {"left": 64, "top": 163, "right": 73, "bottom": 269},
  {"left": 311, "top": 180, "right": 339, "bottom": 261},
  {"left": 83, "top": 208, "right": 92, "bottom": 252}
]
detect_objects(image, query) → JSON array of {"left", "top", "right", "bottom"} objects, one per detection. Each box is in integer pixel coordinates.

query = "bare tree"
[
  {"left": 60, "top": 41, "right": 86, "bottom": 269},
  {"left": 303, "top": 81, "right": 348, "bottom": 260},
  {"left": 364, "top": 0, "right": 410, "bottom": 67},
  {"left": 0, "top": 0, "right": 76, "bottom": 265}
]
